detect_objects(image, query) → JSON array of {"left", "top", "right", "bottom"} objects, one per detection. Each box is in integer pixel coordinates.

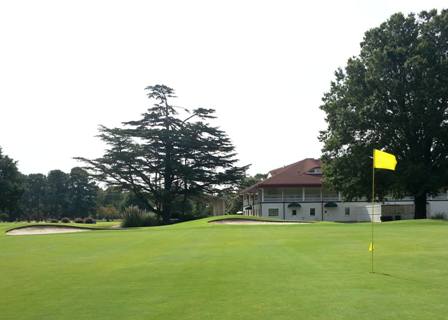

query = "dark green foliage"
[
  {"left": 19, "top": 167, "right": 98, "bottom": 220},
  {"left": 0, "top": 148, "right": 23, "bottom": 220},
  {"left": 20, "top": 173, "right": 48, "bottom": 220},
  {"left": 78, "top": 85, "right": 248, "bottom": 224},
  {"left": 0, "top": 213, "right": 9, "bottom": 222},
  {"left": 74, "top": 218, "right": 84, "bottom": 223},
  {"left": 49, "top": 218, "right": 59, "bottom": 223},
  {"left": 67, "top": 167, "right": 98, "bottom": 218},
  {"left": 121, "top": 206, "right": 159, "bottom": 228},
  {"left": 96, "top": 187, "right": 126, "bottom": 210},
  {"left": 61, "top": 217, "right": 70, "bottom": 223},
  {"left": 46, "top": 170, "right": 70, "bottom": 218},
  {"left": 121, "top": 191, "right": 153, "bottom": 212},
  {"left": 319, "top": 10, "right": 448, "bottom": 218}
]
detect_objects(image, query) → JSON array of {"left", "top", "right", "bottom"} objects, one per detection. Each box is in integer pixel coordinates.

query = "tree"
[
  {"left": 46, "top": 170, "right": 70, "bottom": 218},
  {"left": 67, "top": 167, "right": 98, "bottom": 218},
  {"left": 319, "top": 10, "right": 448, "bottom": 218},
  {"left": 225, "top": 173, "right": 267, "bottom": 213},
  {"left": 77, "top": 85, "right": 248, "bottom": 224},
  {"left": 121, "top": 191, "right": 153, "bottom": 212},
  {"left": 96, "top": 186, "right": 127, "bottom": 211},
  {"left": 0, "top": 147, "right": 23, "bottom": 219},
  {"left": 20, "top": 174, "right": 48, "bottom": 221},
  {"left": 97, "top": 205, "right": 120, "bottom": 221}
]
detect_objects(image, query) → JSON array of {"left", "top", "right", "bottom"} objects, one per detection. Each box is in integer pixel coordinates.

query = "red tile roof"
[{"left": 242, "top": 158, "right": 322, "bottom": 193}]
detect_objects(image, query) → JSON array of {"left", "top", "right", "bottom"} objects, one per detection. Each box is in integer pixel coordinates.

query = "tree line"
[
  {"left": 0, "top": 150, "right": 101, "bottom": 221},
  {"left": 0, "top": 146, "right": 232, "bottom": 222},
  {"left": 1, "top": 85, "right": 249, "bottom": 223}
]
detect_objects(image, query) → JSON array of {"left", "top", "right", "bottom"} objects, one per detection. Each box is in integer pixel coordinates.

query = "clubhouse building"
[{"left": 241, "top": 158, "right": 448, "bottom": 222}]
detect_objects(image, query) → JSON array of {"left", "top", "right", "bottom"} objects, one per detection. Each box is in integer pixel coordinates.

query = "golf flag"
[
  {"left": 373, "top": 149, "right": 397, "bottom": 171},
  {"left": 369, "top": 242, "right": 375, "bottom": 252}
]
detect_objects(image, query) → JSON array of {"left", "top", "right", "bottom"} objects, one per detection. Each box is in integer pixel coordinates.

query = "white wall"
[
  {"left": 260, "top": 202, "right": 381, "bottom": 222},
  {"left": 261, "top": 202, "right": 322, "bottom": 221},
  {"left": 257, "top": 200, "right": 448, "bottom": 221},
  {"left": 322, "top": 203, "right": 381, "bottom": 222},
  {"left": 428, "top": 201, "right": 448, "bottom": 218}
]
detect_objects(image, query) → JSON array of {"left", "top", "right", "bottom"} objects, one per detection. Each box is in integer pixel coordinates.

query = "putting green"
[{"left": 0, "top": 217, "right": 447, "bottom": 320}]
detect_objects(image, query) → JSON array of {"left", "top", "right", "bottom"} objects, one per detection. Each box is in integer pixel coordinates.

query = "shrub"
[
  {"left": 61, "top": 217, "right": 70, "bottom": 223},
  {"left": 49, "top": 219, "right": 59, "bottom": 223},
  {"left": 74, "top": 218, "right": 84, "bottom": 223},
  {"left": 121, "top": 206, "right": 159, "bottom": 228},
  {"left": 431, "top": 213, "right": 446, "bottom": 220},
  {"left": 380, "top": 216, "right": 393, "bottom": 222},
  {"left": 84, "top": 217, "right": 96, "bottom": 224},
  {"left": 0, "top": 212, "right": 9, "bottom": 222}
]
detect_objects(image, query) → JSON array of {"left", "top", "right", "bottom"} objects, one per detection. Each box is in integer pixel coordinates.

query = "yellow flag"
[
  {"left": 373, "top": 149, "right": 397, "bottom": 170},
  {"left": 369, "top": 242, "right": 375, "bottom": 252}
]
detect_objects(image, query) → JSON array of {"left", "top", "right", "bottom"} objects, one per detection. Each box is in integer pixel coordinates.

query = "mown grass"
[{"left": 0, "top": 217, "right": 447, "bottom": 320}]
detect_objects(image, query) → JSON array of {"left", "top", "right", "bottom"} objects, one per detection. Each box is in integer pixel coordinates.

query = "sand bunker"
[
  {"left": 6, "top": 226, "right": 93, "bottom": 236},
  {"left": 210, "top": 219, "right": 307, "bottom": 225}
]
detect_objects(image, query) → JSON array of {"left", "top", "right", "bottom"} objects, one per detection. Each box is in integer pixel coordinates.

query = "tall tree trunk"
[
  {"left": 414, "top": 193, "right": 427, "bottom": 219},
  {"left": 182, "top": 192, "right": 187, "bottom": 215},
  {"left": 161, "top": 201, "right": 171, "bottom": 224}
]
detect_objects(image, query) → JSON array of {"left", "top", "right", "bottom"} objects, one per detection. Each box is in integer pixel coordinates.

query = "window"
[
  {"left": 268, "top": 208, "right": 279, "bottom": 216},
  {"left": 307, "top": 167, "right": 322, "bottom": 175},
  {"left": 292, "top": 209, "right": 297, "bottom": 216},
  {"left": 310, "top": 208, "right": 315, "bottom": 216},
  {"left": 345, "top": 207, "right": 350, "bottom": 216}
]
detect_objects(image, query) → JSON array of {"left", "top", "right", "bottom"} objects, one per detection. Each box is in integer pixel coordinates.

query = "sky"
[{"left": 0, "top": 0, "right": 446, "bottom": 176}]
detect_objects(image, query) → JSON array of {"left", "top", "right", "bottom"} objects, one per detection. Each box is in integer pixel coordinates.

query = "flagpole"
[{"left": 371, "top": 161, "right": 375, "bottom": 273}]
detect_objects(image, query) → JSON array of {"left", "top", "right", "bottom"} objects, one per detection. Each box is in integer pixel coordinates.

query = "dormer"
[{"left": 306, "top": 167, "right": 322, "bottom": 175}]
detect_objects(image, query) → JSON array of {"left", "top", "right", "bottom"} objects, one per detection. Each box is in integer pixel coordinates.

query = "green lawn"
[{"left": 1, "top": 217, "right": 447, "bottom": 320}]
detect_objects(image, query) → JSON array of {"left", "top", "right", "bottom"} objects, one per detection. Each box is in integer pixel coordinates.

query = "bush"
[
  {"left": 84, "top": 217, "right": 96, "bottom": 224},
  {"left": 431, "top": 213, "right": 446, "bottom": 220},
  {"left": 61, "top": 217, "right": 70, "bottom": 223},
  {"left": 380, "top": 216, "right": 393, "bottom": 222},
  {"left": 74, "top": 218, "right": 84, "bottom": 223},
  {"left": 0, "top": 212, "right": 9, "bottom": 222},
  {"left": 49, "top": 219, "right": 59, "bottom": 223},
  {"left": 121, "top": 206, "right": 159, "bottom": 228}
]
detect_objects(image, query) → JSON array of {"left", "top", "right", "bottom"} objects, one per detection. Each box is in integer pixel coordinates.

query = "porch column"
[
  {"left": 252, "top": 193, "right": 255, "bottom": 216},
  {"left": 282, "top": 189, "right": 285, "bottom": 220}
]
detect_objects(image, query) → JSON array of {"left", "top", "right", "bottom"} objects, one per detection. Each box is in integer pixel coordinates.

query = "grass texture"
[{"left": 0, "top": 217, "right": 447, "bottom": 320}]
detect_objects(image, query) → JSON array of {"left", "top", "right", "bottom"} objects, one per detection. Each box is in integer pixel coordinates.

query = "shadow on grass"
[{"left": 370, "top": 271, "right": 418, "bottom": 282}]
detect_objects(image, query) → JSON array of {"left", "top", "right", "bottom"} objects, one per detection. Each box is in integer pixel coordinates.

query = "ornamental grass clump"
[
  {"left": 74, "top": 218, "right": 84, "bottom": 223},
  {"left": 121, "top": 206, "right": 159, "bottom": 228},
  {"left": 84, "top": 217, "right": 96, "bottom": 224}
]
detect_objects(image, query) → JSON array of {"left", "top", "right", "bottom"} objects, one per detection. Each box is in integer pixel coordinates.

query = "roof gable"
[{"left": 242, "top": 158, "right": 322, "bottom": 193}]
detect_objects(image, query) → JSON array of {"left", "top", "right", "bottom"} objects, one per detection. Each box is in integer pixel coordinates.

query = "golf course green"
[{"left": 1, "top": 217, "right": 447, "bottom": 320}]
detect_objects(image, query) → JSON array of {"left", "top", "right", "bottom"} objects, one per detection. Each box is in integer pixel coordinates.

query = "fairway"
[{"left": 1, "top": 218, "right": 447, "bottom": 320}]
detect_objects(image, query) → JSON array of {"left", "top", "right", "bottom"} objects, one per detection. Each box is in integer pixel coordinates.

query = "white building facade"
[{"left": 242, "top": 158, "right": 448, "bottom": 222}]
